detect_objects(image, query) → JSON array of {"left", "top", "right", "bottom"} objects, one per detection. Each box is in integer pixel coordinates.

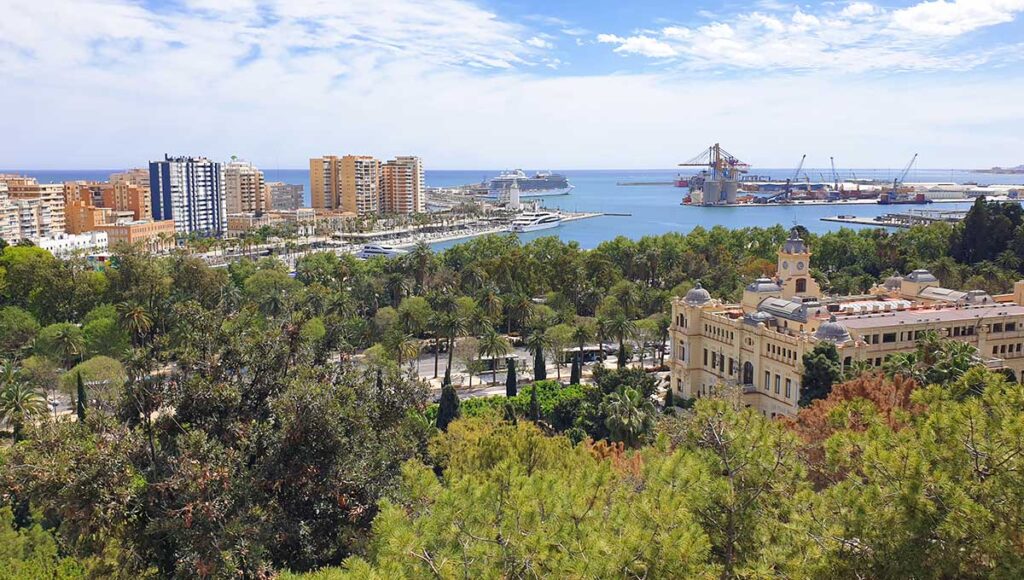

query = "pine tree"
[
  {"left": 75, "top": 371, "right": 87, "bottom": 422},
  {"left": 570, "top": 358, "right": 581, "bottom": 385},
  {"left": 505, "top": 358, "right": 518, "bottom": 397},
  {"left": 436, "top": 377, "right": 460, "bottom": 431},
  {"left": 799, "top": 341, "right": 842, "bottom": 407},
  {"left": 529, "top": 384, "right": 540, "bottom": 422}
]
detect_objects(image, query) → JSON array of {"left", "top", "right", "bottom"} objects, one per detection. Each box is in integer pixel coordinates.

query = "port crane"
[
  {"left": 678, "top": 143, "right": 749, "bottom": 180},
  {"left": 766, "top": 154, "right": 805, "bottom": 202},
  {"left": 893, "top": 153, "right": 918, "bottom": 192},
  {"left": 830, "top": 157, "right": 839, "bottom": 191}
]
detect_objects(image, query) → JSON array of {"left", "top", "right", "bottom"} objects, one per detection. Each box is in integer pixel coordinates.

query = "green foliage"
[
  {"left": 800, "top": 341, "right": 842, "bottom": 406},
  {"left": 0, "top": 306, "right": 40, "bottom": 358},
  {"left": 0, "top": 507, "right": 85, "bottom": 579},
  {"left": 435, "top": 381, "right": 460, "bottom": 431}
]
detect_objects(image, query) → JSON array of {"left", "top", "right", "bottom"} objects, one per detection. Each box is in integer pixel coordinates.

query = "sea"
[{"left": 5, "top": 168, "right": 1023, "bottom": 251}]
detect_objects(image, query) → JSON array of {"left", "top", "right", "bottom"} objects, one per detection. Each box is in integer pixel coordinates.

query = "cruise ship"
[
  {"left": 356, "top": 244, "right": 408, "bottom": 260},
  {"left": 487, "top": 170, "right": 574, "bottom": 197},
  {"left": 509, "top": 210, "right": 563, "bottom": 232}
]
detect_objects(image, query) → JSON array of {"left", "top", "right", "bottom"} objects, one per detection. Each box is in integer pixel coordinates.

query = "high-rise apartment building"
[
  {"left": 149, "top": 155, "right": 226, "bottom": 235},
  {"left": 340, "top": 155, "right": 381, "bottom": 215},
  {"left": 224, "top": 159, "right": 268, "bottom": 215},
  {"left": 309, "top": 155, "right": 343, "bottom": 211},
  {"left": 0, "top": 174, "right": 66, "bottom": 236},
  {"left": 101, "top": 181, "right": 151, "bottom": 221},
  {"left": 0, "top": 183, "right": 18, "bottom": 242},
  {"left": 381, "top": 156, "right": 425, "bottom": 214},
  {"left": 267, "top": 182, "right": 304, "bottom": 211}
]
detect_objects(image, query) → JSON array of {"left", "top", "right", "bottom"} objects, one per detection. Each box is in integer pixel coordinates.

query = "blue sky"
[{"left": 2, "top": 0, "right": 1023, "bottom": 169}]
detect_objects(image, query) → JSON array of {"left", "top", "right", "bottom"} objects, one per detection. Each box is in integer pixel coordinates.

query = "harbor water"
[{"left": 7, "top": 168, "right": 1023, "bottom": 251}]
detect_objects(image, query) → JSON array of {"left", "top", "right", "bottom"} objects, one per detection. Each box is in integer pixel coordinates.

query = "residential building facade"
[
  {"left": 267, "top": 181, "right": 304, "bottom": 211},
  {"left": 95, "top": 219, "right": 177, "bottom": 252},
  {"left": 0, "top": 175, "right": 66, "bottom": 237},
  {"left": 309, "top": 155, "right": 342, "bottom": 211},
  {"left": 340, "top": 155, "right": 381, "bottom": 215},
  {"left": 224, "top": 159, "right": 268, "bottom": 214},
  {"left": 149, "top": 155, "right": 226, "bottom": 235},
  {"left": 669, "top": 229, "right": 1024, "bottom": 418},
  {"left": 381, "top": 156, "right": 424, "bottom": 214}
]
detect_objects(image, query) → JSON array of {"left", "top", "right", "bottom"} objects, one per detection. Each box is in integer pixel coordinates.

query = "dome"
[
  {"left": 684, "top": 281, "right": 712, "bottom": 305},
  {"left": 746, "top": 277, "right": 782, "bottom": 293},
  {"left": 906, "top": 269, "right": 938, "bottom": 283},
  {"left": 743, "top": 311, "right": 775, "bottom": 326},
  {"left": 883, "top": 273, "right": 903, "bottom": 290},
  {"left": 814, "top": 314, "right": 852, "bottom": 343},
  {"left": 782, "top": 228, "right": 807, "bottom": 254}
]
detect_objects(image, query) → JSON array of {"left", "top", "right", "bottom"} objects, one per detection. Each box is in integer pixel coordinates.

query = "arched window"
[
  {"left": 742, "top": 361, "right": 754, "bottom": 385},
  {"left": 796, "top": 278, "right": 807, "bottom": 293}
]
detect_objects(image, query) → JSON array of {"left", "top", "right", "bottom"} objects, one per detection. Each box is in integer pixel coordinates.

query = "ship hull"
[
  {"left": 486, "top": 185, "right": 574, "bottom": 198},
  {"left": 511, "top": 221, "right": 563, "bottom": 233}
]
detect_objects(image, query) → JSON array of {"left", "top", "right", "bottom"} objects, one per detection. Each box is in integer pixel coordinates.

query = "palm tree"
[
  {"left": 0, "top": 361, "right": 47, "bottom": 441},
  {"left": 602, "top": 387, "right": 655, "bottom": 449},
  {"left": 480, "top": 288, "right": 504, "bottom": 326},
  {"left": 441, "top": 311, "right": 470, "bottom": 378},
  {"left": 387, "top": 332, "right": 421, "bottom": 369},
  {"left": 571, "top": 320, "right": 594, "bottom": 368},
  {"left": 477, "top": 326, "right": 511, "bottom": 385},
  {"left": 506, "top": 294, "right": 534, "bottom": 334},
  {"left": 52, "top": 326, "right": 86, "bottom": 370},
  {"left": 118, "top": 302, "right": 153, "bottom": 346},
  {"left": 605, "top": 312, "right": 637, "bottom": 369}
]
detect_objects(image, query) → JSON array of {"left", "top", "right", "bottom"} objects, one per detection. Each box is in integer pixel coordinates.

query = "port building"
[{"left": 669, "top": 229, "right": 1024, "bottom": 417}]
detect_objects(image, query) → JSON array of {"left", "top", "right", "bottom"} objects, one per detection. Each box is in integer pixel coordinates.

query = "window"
[
  {"left": 728, "top": 357, "right": 734, "bottom": 376},
  {"left": 704, "top": 349, "right": 708, "bottom": 366},
  {"left": 785, "top": 378, "right": 792, "bottom": 399},
  {"left": 796, "top": 278, "right": 807, "bottom": 293},
  {"left": 1008, "top": 322, "right": 1017, "bottom": 332},
  {"left": 774, "top": 374, "right": 781, "bottom": 394},
  {"left": 994, "top": 323, "right": 1004, "bottom": 333},
  {"left": 882, "top": 332, "right": 897, "bottom": 343},
  {"left": 764, "top": 371, "right": 770, "bottom": 391}
]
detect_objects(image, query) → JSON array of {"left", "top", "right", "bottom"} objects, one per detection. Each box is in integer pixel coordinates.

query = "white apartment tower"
[
  {"left": 382, "top": 156, "right": 425, "bottom": 214},
  {"left": 340, "top": 155, "right": 381, "bottom": 215},
  {"left": 149, "top": 155, "right": 227, "bottom": 235}
]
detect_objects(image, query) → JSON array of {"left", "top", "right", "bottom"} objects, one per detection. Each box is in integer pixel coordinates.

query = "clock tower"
[{"left": 777, "top": 228, "right": 820, "bottom": 299}]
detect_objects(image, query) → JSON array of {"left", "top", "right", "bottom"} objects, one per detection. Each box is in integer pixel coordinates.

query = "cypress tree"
[
  {"left": 436, "top": 377, "right": 460, "bottom": 431},
  {"left": 503, "top": 401, "right": 517, "bottom": 425},
  {"left": 664, "top": 386, "right": 675, "bottom": 408},
  {"left": 443, "top": 364, "right": 451, "bottom": 388},
  {"left": 505, "top": 358, "right": 518, "bottom": 397},
  {"left": 76, "top": 371, "right": 87, "bottom": 422},
  {"left": 533, "top": 347, "right": 547, "bottom": 381},
  {"left": 529, "top": 384, "right": 540, "bottom": 422},
  {"left": 570, "top": 357, "right": 581, "bottom": 385}
]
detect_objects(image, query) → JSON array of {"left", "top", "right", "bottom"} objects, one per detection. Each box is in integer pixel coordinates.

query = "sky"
[{"left": 2, "top": 0, "right": 1023, "bottom": 170}]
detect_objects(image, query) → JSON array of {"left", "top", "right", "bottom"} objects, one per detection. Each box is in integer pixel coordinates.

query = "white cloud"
[
  {"left": 594, "top": 0, "right": 1024, "bottom": 72},
  {"left": 597, "top": 34, "right": 678, "bottom": 57},
  {"left": 0, "top": 0, "right": 1021, "bottom": 170},
  {"left": 841, "top": 2, "right": 878, "bottom": 18},
  {"left": 526, "top": 36, "right": 553, "bottom": 49},
  {"left": 891, "top": 0, "right": 1024, "bottom": 36}
]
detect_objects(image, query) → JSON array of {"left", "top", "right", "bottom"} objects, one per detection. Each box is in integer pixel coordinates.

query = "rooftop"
[{"left": 837, "top": 303, "right": 1024, "bottom": 330}]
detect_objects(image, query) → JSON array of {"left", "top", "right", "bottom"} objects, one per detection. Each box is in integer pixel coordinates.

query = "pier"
[{"left": 821, "top": 210, "right": 969, "bottom": 229}]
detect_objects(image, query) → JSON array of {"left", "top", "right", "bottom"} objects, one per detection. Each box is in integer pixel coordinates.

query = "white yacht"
[
  {"left": 509, "top": 210, "right": 563, "bottom": 233},
  {"left": 356, "top": 244, "right": 408, "bottom": 260}
]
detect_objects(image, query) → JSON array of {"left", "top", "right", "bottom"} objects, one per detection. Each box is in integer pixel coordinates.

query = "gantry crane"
[
  {"left": 767, "top": 154, "right": 805, "bottom": 202},
  {"left": 678, "top": 143, "right": 750, "bottom": 180}
]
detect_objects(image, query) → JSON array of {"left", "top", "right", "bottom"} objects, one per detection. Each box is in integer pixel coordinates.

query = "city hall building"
[{"left": 669, "top": 229, "right": 1024, "bottom": 417}]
